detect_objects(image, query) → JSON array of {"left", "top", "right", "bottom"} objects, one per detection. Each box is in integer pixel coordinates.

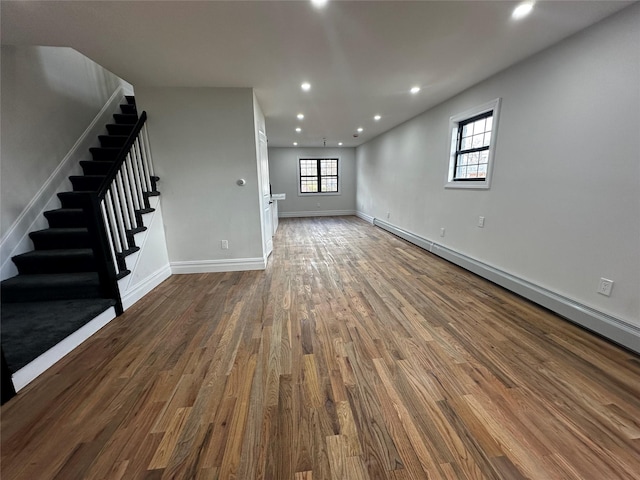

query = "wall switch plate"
[
  {"left": 597, "top": 278, "right": 613, "bottom": 296},
  {"left": 478, "top": 216, "right": 485, "bottom": 228},
  {"left": 387, "top": 211, "right": 391, "bottom": 219},
  {"left": 440, "top": 228, "right": 445, "bottom": 237},
  {"left": 221, "top": 240, "right": 229, "bottom": 250}
]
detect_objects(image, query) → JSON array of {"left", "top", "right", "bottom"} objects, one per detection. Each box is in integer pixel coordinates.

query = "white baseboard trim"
[
  {"left": 355, "top": 211, "right": 375, "bottom": 224},
  {"left": 171, "top": 257, "right": 267, "bottom": 274},
  {"left": 279, "top": 209, "right": 356, "bottom": 218},
  {"left": 121, "top": 264, "right": 172, "bottom": 311},
  {"left": 373, "top": 218, "right": 640, "bottom": 354},
  {"left": 12, "top": 306, "right": 117, "bottom": 391},
  {"left": 1, "top": 86, "right": 128, "bottom": 280}
]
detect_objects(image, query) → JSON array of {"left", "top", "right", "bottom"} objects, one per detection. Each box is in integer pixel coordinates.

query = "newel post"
[{"left": 81, "top": 192, "right": 123, "bottom": 315}]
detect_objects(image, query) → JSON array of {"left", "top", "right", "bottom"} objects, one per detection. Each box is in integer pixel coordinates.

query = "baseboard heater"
[{"left": 372, "top": 217, "right": 640, "bottom": 354}]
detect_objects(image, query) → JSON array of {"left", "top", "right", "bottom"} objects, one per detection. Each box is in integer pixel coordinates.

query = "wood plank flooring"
[{"left": 2, "top": 216, "right": 639, "bottom": 479}]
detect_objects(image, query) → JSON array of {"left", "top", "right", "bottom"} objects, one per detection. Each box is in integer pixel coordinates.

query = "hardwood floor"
[{"left": 2, "top": 216, "right": 639, "bottom": 479}]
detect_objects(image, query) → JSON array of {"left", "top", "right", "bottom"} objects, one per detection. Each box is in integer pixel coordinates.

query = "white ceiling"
[{"left": 1, "top": 0, "right": 634, "bottom": 147}]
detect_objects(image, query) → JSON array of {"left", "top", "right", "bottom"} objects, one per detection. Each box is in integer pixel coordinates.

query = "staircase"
[{"left": 1, "top": 96, "right": 159, "bottom": 402}]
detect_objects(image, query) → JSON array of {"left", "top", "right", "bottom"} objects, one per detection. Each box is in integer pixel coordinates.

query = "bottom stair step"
[
  {"left": 43, "top": 209, "right": 86, "bottom": 228},
  {"left": 1, "top": 298, "right": 116, "bottom": 372}
]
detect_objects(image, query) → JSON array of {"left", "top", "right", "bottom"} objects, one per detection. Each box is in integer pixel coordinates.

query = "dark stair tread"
[
  {"left": 80, "top": 161, "right": 114, "bottom": 176},
  {"left": 44, "top": 209, "right": 86, "bottom": 228},
  {"left": 116, "top": 269, "right": 131, "bottom": 280},
  {"left": 13, "top": 248, "right": 94, "bottom": 259},
  {"left": 98, "top": 135, "right": 128, "bottom": 148},
  {"left": 127, "top": 226, "right": 146, "bottom": 236},
  {"left": 106, "top": 124, "right": 134, "bottom": 135},
  {"left": 12, "top": 248, "right": 96, "bottom": 274},
  {"left": 29, "top": 228, "right": 90, "bottom": 250},
  {"left": 90, "top": 147, "right": 120, "bottom": 152},
  {"left": 146, "top": 191, "right": 161, "bottom": 197},
  {"left": 70, "top": 175, "right": 107, "bottom": 191},
  {"left": 58, "top": 191, "right": 94, "bottom": 208},
  {"left": 119, "top": 104, "right": 137, "bottom": 115},
  {"left": 125, "top": 95, "right": 136, "bottom": 105},
  {"left": 118, "top": 246, "right": 140, "bottom": 258},
  {"left": 89, "top": 147, "right": 121, "bottom": 161},
  {"left": 99, "top": 134, "right": 128, "bottom": 139},
  {"left": 1, "top": 271, "right": 99, "bottom": 288},
  {"left": 137, "top": 208, "right": 155, "bottom": 215},
  {"left": 1, "top": 298, "right": 116, "bottom": 372},
  {"left": 1, "top": 272, "right": 102, "bottom": 303},
  {"left": 30, "top": 227, "right": 88, "bottom": 235},
  {"left": 113, "top": 113, "right": 138, "bottom": 125}
]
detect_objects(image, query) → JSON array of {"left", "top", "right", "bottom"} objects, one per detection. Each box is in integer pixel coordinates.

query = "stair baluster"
[
  {"left": 136, "top": 138, "right": 153, "bottom": 192},
  {"left": 94, "top": 110, "right": 157, "bottom": 293},
  {"left": 99, "top": 199, "right": 119, "bottom": 269},
  {"left": 121, "top": 161, "right": 138, "bottom": 227}
]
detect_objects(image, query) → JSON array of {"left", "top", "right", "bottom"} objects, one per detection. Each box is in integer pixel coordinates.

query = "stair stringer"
[
  {"left": 0, "top": 86, "right": 132, "bottom": 281},
  {"left": 117, "top": 195, "right": 171, "bottom": 311}
]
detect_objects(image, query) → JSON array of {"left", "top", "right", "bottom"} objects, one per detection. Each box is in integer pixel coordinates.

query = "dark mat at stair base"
[{"left": 1, "top": 298, "right": 116, "bottom": 372}]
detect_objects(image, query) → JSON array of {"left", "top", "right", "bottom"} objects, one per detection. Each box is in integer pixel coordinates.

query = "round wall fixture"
[{"left": 237, "top": 179, "right": 246, "bottom": 186}]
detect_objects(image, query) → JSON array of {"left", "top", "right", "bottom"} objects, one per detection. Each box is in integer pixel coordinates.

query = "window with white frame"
[
  {"left": 298, "top": 158, "right": 340, "bottom": 195},
  {"left": 446, "top": 98, "right": 501, "bottom": 189}
]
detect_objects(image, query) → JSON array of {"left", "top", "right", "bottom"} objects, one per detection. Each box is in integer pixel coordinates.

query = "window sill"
[
  {"left": 298, "top": 192, "right": 342, "bottom": 197},
  {"left": 444, "top": 181, "right": 490, "bottom": 190}
]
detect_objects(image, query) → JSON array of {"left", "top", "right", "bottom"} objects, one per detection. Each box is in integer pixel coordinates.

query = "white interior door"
[{"left": 259, "top": 130, "right": 273, "bottom": 257}]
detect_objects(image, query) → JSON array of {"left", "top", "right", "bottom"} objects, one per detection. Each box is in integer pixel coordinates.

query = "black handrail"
[{"left": 97, "top": 111, "right": 148, "bottom": 199}]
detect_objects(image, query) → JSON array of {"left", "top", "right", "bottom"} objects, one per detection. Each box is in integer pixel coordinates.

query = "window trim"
[
  {"left": 297, "top": 157, "right": 342, "bottom": 196},
  {"left": 445, "top": 98, "right": 501, "bottom": 190}
]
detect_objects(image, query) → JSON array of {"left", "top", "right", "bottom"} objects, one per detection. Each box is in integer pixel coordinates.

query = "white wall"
[
  {"left": 135, "top": 87, "right": 265, "bottom": 270},
  {"left": 268, "top": 147, "right": 357, "bottom": 216},
  {"left": 356, "top": 4, "right": 640, "bottom": 328},
  {"left": 0, "top": 46, "right": 127, "bottom": 236}
]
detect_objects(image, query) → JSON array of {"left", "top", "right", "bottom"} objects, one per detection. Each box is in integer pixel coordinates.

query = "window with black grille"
[
  {"left": 453, "top": 111, "right": 493, "bottom": 181},
  {"left": 299, "top": 158, "right": 339, "bottom": 194},
  {"left": 446, "top": 98, "right": 501, "bottom": 190}
]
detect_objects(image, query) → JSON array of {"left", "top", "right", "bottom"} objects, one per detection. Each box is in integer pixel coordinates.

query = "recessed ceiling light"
[
  {"left": 338, "top": 142, "right": 343, "bottom": 146},
  {"left": 301, "top": 82, "right": 311, "bottom": 92},
  {"left": 374, "top": 115, "right": 381, "bottom": 121},
  {"left": 410, "top": 86, "right": 421, "bottom": 94},
  {"left": 296, "top": 127, "right": 302, "bottom": 132},
  {"left": 297, "top": 113, "right": 305, "bottom": 120},
  {"left": 311, "top": 0, "right": 328, "bottom": 7},
  {"left": 357, "top": 127, "right": 364, "bottom": 133},
  {"left": 293, "top": 142, "right": 298, "bottom": 146},
  {"left": 512, "top": 2, "right": 534, "bottom": 20}
]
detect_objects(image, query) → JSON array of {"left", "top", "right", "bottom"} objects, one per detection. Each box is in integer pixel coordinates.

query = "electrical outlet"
[
  {"left": 316, "top": 202, "right": 321, "bottom": 207},
  {"left": 478, "top": 216, "right": 485, "bottom": 228},
  {"left": 597, "top": 278, "right": 613, "bottom": 296},
  {"left": 440, "top": 228, "right": 445, "bottom": 237},
  {"left": 221, "top": 240, "right": 229, "bottom": 250}
]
